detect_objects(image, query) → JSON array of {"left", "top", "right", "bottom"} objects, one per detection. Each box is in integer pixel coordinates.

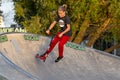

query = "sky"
[{"left": 0, "top": 0, "right": 15, "bottom": 27}]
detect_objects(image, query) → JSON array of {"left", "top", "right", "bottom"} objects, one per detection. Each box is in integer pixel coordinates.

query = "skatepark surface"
[{"left": 0, "top": 33, "right": 120, "bottom": 80}]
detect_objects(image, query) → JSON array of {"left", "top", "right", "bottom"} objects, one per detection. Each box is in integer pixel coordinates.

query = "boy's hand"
[
  {"left": 46, "top": 30, "right": 50, "bottom": 35},
  {"left": 58, "top": 33, "right": 63, "bottom": 38}
]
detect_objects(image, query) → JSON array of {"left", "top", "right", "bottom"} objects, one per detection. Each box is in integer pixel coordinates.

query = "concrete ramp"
[
  {"left": 0, "top": 50, "right": 35, "bottom": 80},
  {"left": 0, "top": 33, "right": 120, "bottom": 80}
]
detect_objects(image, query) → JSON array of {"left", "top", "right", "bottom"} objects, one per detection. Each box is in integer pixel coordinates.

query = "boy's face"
[{"left": 58, "top": 9, "right": 65, "bottom": 18}]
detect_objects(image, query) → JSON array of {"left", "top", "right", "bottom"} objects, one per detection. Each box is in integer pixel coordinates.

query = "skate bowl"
[
  {"left": 0, "top": 33, "right": 120, "bottom": 80},
  {"left": 0, "top": 52, "right": 33, "bottom": 80},
  {"left": 0, "top": 75, "right": 8, "bottom": 80}
]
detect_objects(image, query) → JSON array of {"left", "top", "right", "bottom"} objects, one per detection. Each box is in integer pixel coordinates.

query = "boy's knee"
[{"left": 59, "top": 42, "right": 64, "bottom": 47}]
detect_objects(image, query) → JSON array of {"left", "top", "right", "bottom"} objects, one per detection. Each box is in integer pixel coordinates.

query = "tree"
[
  {"left": 86, "top": 0, "right": 120, "bottom": 47},
  {"left": 14, "top": 0, "right": 120, "bottom": 53},
  {"left": 73, "top": 0, "right": 100, "bottom": 43}
]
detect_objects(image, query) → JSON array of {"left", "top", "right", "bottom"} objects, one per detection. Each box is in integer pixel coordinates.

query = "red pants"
[{"left": 45, "top": 32, "right": 70, "bottom": 57}]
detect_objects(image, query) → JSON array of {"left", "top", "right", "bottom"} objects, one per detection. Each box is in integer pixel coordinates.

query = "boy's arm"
[
  {"left": 61, "top": 24, "right": 70, "bottom": 35},
  {"left": 46, "top": 21, "right": 57, "bottom": 35},
  {"left": 48, "top": 21, "right": 57, "bottom": 30}
]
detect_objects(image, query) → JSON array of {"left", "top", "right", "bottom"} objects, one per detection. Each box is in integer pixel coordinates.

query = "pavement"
[{"left": 0, "top": 33, "right": 120, "bottom": 80}]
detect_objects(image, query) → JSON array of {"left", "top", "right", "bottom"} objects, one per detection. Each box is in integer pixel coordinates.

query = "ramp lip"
[
  {"left": 92, "top": 48, "right": 120, "bottom": 60},
  {"left": 0, "top": 32, "right": 53, "bottom": 39},
  {"left": 0, "top": 51, "right": 40, "bottom": 80},
  {"left": 0, "top": 32, "right": 36, "bottom": 36}
]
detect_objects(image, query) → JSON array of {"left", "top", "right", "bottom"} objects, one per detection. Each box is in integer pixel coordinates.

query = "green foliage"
[
  {"left": 105, "top": 0, "right": 120, "bottom": 43},
  {"left": 14, "top": 0, "right": 120, "bottom": 45}
]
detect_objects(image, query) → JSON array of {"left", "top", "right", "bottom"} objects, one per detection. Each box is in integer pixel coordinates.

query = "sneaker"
[
  {"left": 40, "top": 53, "right": 48, "bottom": 62},
  {"left": 36, "top": 54, "right": 40, "bottom": 58},
  {"left": 55, "top": 57, "right": 63, "bottom": 62}
]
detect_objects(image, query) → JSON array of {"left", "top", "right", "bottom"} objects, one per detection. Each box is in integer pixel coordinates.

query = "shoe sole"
[{"left": 36, "top": 54, "right": 46, "bottom": 62}]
